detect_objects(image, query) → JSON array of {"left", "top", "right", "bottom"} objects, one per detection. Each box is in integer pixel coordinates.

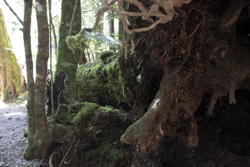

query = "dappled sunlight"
[
  {"left": 0, "top": 101, "right": 10, "bottom": 109},
  {"left": 3, "top": 111, "right": 26, "bottom": 117},
  {"left": 152, "top": 98, "right": 161, "bottom": 110}
]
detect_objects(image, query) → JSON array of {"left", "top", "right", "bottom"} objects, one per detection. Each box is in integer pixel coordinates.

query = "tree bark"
[
  {"left": 118, "top": 19, "right": 123, "bottom": 41},
  {"left": 23, "top": 0, "right": 50, "bottom": 160},
  {"left": 22, "top": 0, "right": 36, "bottom": 155},
  {"left": 54, "top": 0, "right": 81, "bottom": 104}
]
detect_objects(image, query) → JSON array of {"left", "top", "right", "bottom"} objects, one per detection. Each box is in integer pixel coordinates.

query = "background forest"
[{"left": 0, "top": 0, "right": 249, "bottom": 167}]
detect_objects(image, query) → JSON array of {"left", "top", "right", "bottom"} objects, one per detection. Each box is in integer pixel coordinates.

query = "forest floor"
[{"left": 0, "top": 101, "right": 39, "bottom": 167}]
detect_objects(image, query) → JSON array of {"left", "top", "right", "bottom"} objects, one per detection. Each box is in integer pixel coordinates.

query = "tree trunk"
[
  {"left": 54, "top": 0, "right": 81, "bottom": 106},
  {"left": 0, "top": 8, "right": 24, "bottom": 101},
  {"left": 109, "top": 11, "right": 115, "bottom": 38},
  {"left": 23, "top": 0, "right": 50, "bottom": 160},
  {"left": 118, "top": 19, "right": 123, "bottom": 41},
  {"left": 22, "top": 0, "right": 36, "bottom": 158},
  {"left": 109, "top": 11, "right": 115, "bottom": 51}
]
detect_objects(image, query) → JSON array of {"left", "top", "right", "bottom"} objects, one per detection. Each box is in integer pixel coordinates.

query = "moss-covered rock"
[
  {"left": 71, "top": 102, "right": 129, "bottom": 133},
  {"left": 76, "top": 55, "right": 129, "bottom": 109},
  {"left": 75, "top": 102, "right": 131, "bottom": 166}
]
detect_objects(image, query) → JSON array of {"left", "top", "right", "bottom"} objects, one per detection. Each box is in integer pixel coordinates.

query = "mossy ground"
[{"left": 50, "top": 101, "right": 131, "bottom": 166}]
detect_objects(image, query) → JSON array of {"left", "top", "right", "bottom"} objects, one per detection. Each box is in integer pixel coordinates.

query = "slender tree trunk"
[
  {"left": 48, "top": 0, "right": 56, "bottom": 116},
  {"left": 22, "top": 0, "right": 36, "bottom": 152},
  {"left": 109, "top": 12, "right": 115, "bottom": 38},
  {"left": 109, "top": 11, "right": 116, "bottom": 51},
  {"left": 118, "top": 19, "right": 124, "bottom": 41},
  {"left": 23, "top": 0, "right": 50, "bottom": 160},
  {"left": 33, "top": 0, "right": 50, "bottom": 155}
]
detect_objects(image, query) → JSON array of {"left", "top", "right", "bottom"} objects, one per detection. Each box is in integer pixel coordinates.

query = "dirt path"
[{"left": 0, "top": 101, "right": 39, "bottom": 167}]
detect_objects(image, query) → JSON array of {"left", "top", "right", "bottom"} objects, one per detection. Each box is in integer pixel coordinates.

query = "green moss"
[
  {"left": 55, "top": 0, "right": 81, "bottom": 101},
  {"left": 23, "top": 145, "right": 36, "bottom": 160},
  {"left": 76, "top": 56, "right": 128, "bottom": 108},
  {"left": 66, "top": 30, "right": 86, "bottom": 53},
  {"left": 72, "top": 102, "right": 99, "bottom": 124},
  {"left": 55, "top": 111, "right": 76, "bottom": 123},
  {"left": 100, "top": 50, "right": 115, "bottom": 63}
]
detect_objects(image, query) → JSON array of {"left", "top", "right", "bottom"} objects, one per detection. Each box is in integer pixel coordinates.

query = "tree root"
[
  {"left": 120, "top": 87, "right": 166, "bottom": 153},
  {"left": 206, "top": 93, "right": 219, "bottom": 117}
]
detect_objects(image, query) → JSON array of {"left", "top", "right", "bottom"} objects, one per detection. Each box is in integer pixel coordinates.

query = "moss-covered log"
[
  {"left": 76, "top": 52, "right": 129, "bottom": 109},
  {"left": 0, "top": 8, "right": 24, "bottom": 101}
]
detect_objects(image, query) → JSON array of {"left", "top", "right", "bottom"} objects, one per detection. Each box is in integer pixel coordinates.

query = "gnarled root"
[
  {"left": 121, "top": 74, "right": 203, "bottom": 153},
  {"left": 120, "top": 87, "right": 167, "bottom": 153}
]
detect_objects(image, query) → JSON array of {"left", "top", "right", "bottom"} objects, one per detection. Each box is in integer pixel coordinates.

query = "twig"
[
  {"left": 68, "top": 0, "right": 78, "bottom": 36},
  {"left": 187, "top": 22, "right": 201, "bottom": 38},
  {"left": 229, "top": 87, "right": 236, "bottom": 104},
  {"left": 48, "top": 0, "right": 58, "bottom": 52},
  {"left": 107, "top": 7, "right": 166, "bottom": 17},
  {"left": 48, "top": 0, "right": 55, "bottom": 118},
  {"left": 59, "top": 138, "right": 76, "bottom": 167},
  {"left": 207, "top": 93, "right": 219, "bottom": 117},
  {"left": 3, "top": 0, "right": 23, "bottom": 26}
]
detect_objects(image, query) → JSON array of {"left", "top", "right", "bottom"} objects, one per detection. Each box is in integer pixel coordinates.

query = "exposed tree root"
[{"left": 120, "top": 0, "right": 250, "bottom": 153}]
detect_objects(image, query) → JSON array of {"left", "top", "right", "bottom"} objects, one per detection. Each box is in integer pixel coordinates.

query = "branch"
[
  {"left": 219, "top": 0, "right": 245, "bottom": 29},
  {"left": 68, "top": 0, "right": 79, "bottom": 36},
  {"left": 95, "top": 0, "right": 192, "bottom": 34},
  {"left": 3, "top": 0, "right": 23, "bottom": 26}
]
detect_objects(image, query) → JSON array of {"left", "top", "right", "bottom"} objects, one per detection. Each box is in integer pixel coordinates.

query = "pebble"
[{"left": 15, "top": 118, "right": 21, "bottom": 122}]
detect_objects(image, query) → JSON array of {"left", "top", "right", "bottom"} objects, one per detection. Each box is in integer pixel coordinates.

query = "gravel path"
[{"left": 0, "top": 101, "right": 39, "bottom": 167}]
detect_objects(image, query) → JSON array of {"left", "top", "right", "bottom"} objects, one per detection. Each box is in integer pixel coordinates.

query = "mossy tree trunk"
[
  {"left": 0, "top": 8, "right": 24, "bottom": 101},
  {"left": 54, "top": 0, "right": 81, "bottom": 105},
  {"left": 24, "top": 0, "right": 50, "bottom": 160}
]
